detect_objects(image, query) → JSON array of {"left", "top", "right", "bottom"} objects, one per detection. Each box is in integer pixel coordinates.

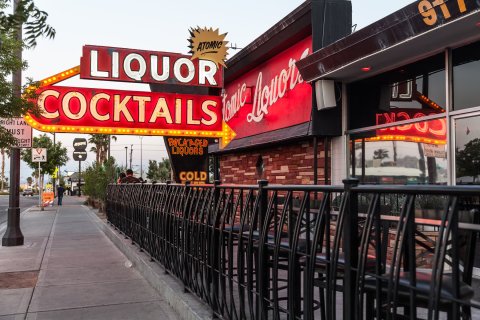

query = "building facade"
[
  {"left": 210, "top": 0, "right": 351, "bottom": 185},
  {"left": 297, "top": 1, "right": 480, "bottom": 186}
]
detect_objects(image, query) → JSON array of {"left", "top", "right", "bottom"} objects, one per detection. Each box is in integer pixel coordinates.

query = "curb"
[
  {"left": 0, "top": 205, "right": 37, "bottom": 235},
  {"left": 88, "top": 208, "right": 213, "bottom": 320}
]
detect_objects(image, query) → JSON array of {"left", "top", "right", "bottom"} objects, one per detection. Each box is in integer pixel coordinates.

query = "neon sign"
[
  {"left": 26, "top": 71, "right": 235, "bottom": 148},
  {"left": 80, "top": 45, "right": 222, "bottom": 87},
  {"left": 27, "top": 52, "right": 235, "bottom": 147},
  {"left": 375, "top": 109, "right": 446, "bottom": 144},
  {"left": 223, "top": 36, "right": 312, "bottom": 139}
]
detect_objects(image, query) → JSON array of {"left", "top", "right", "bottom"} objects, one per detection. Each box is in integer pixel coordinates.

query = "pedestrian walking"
[{"left": 57, "top": 185, "right": 65, "bottom": 206}]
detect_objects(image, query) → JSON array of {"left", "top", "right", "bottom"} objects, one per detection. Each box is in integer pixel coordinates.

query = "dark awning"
[
  {"left": 297, "top": 1, "right": 480, "bottom": 83},
  {"left": 209, "top": 122, "right": 311, "bottom": 154}
]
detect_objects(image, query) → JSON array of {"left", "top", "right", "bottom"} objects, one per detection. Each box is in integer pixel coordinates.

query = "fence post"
[
  {"left": 257, "top": 179, "right": 269, "bottom": 319},
  {"left": 182, "top": 180, "right": 191, "bottom": 292},
  {"left": 163, "top": 180, "right": 171, "bottom": 274},
  {"left": 342, "top": 178, "right": 359, "bottom": 320},
  {"left": 210, "top": 180, "right": 221, "bottom": 318}
]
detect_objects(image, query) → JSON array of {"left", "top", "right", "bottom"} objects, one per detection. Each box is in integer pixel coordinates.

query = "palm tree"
[
  {"left": 373, "top": 148, "right": 389, "bottom": 160},
  {"left": 88, "top": 134, "right": 117, "bottom": 163}
]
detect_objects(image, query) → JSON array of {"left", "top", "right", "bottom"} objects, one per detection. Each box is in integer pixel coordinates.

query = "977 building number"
[{"left": 418, "top": 0, "right": 468, "bottom": 26}]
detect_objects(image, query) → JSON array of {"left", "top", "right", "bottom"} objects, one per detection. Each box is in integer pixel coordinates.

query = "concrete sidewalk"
[{"left": 0, "top": 196, "right": 178, "bottom": 320}]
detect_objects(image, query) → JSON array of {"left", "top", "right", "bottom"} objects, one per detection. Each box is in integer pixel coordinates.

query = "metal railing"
[{"left": 105, "top": 180, "right": 480, "bottom": 320}]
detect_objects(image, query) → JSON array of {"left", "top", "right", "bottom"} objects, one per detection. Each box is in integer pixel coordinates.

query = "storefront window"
[
  {"left": 455, "top": 115, "right": 480, "bottom": 184},
  {"left": 349, "top": 53, "right": 445, "bottom": 130},
  {"left": 453, "top": 41, "right": 480, "bottom": 110},
  {"left": 351, "top": 118, "right": 448, "bottom": 185}
]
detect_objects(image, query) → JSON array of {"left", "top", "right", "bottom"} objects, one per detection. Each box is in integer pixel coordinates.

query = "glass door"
[
  {"left": 453, "top": 113, "right": 480, "bottom": 275},
  {"left": 454, "top": 113, "right": 480, "bottom": 185}
]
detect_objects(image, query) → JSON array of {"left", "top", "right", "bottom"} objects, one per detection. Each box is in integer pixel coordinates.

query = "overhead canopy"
[{"left": 297, "top": 1, "right": 480, "bottom": 83}]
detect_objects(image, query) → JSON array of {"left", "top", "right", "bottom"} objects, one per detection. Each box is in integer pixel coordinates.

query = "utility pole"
[
  {"left": 129, "top": 144, "right": 133, "bottom": 170},
  {"left": 107, "top": 135, "right": 111, "bottom": 160},
  {"left": 52, "top": 132, "right": 56, "bottom": 197},
  {"left": 140, "top": 137, "right": 143, "bottom": 180},
  {"left": 3, "top": 0, "right": 24, "bottom": 246}
]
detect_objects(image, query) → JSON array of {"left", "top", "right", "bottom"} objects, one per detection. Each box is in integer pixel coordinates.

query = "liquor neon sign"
[
  {"left": 26, "top": 45, "right": 236, "bottom": 148},
  {"left": 80, "top": 45, "right": 222, "bottom": 87}
]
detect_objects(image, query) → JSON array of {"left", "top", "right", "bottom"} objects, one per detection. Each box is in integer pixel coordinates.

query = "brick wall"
[{"left": 219, "top": 139, "right": 329, "bottom": 185}]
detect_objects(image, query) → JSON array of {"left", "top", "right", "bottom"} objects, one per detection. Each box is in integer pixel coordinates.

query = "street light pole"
[
  {"left": 2, "top": 0, "right": 24, "bottom": 246},
  {"left": 124, "top": 146, "right": 128, "bottom": 170},
  {"left": 129, "top": 144, "right": 133, "bottom": 170}
]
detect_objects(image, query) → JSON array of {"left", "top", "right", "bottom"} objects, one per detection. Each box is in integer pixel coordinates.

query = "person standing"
[
  {"left": 120, "top": 169, "right": 140, "bottom": 183},
  {"left": 57, "top": 185, "right": 65, "bottom": 206}
]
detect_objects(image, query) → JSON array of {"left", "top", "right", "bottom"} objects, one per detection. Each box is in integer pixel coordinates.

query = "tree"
[
  {"left": 0, "top": 0, "right": 55, "bottom": 147},
  {"left": 88, "top": 134, "right": 117, "bottom": 164},
  {"left": 456, "top": 138, "right": 480, "bottom": 182},
  {"left": 146, "top": 158, "right": 171, "bottom": 182},
  {"left": 373, "top": 148, "right": 389, "bottom": 160},
  {"left": 26, "top": 176, "right": 32, "bottom": 186},
  {"left": 83, "top": 157, "right": 118, "bottom": 210},
  {"left": 20, "top": 134, "right": 68, "bottom": 187}
]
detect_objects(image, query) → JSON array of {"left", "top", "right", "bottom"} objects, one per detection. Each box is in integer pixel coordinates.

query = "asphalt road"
[{"left": 0, "top": 194, "right": 40, "bottom": 225}]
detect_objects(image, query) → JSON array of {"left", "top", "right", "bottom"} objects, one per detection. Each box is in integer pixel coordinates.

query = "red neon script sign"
[
  {"left": 80, "top": 45, "right": 223, "bottom": 87},
  {"left": 223, "top": 36, "right": 312, "bottom": 139}
]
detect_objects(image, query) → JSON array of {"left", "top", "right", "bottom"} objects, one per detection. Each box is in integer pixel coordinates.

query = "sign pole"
[
  {"left": 78, "top": 160, "right": 81, "bottom": 197},
  {"left": 38, "top": 161, "right": 41, "bottom": 209},
  {"left": 2, "top": 0, "right": 24, "bottom": 246},
  {"left": 2, "top": 148, "right": 24, "bottom": 246}
]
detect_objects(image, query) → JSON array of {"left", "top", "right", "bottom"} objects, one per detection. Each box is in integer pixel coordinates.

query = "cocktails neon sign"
[
  {"left": 375, "top": 109, "right": 446, "bottom": 145},
  {"left": 26, "top": 45, "right": 235, "bottom": 148}
]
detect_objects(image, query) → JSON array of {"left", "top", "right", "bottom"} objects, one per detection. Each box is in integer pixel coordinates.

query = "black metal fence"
[{"left": 106, "top": 180, "right": 480, "bottom": 320}]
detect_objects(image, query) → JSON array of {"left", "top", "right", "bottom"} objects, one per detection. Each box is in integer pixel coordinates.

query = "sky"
[{"left": 4, "top": 0, "right": 414, "bottom": 182}]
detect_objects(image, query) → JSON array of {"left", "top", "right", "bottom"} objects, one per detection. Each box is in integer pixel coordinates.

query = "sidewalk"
[{"left": 0, "top": 196, "right": 178, "bottom": 320}]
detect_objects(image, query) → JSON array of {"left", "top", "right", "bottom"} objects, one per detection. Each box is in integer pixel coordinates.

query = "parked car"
[{"left": 22, "top": 189, "right": 34, "bottom": 196}]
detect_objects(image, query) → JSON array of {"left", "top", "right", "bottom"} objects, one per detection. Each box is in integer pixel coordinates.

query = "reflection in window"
[
  {"left": 349, "top": 53, "right": 445, "bottom": 130},
  {"left": 352, "top": 118, "right": 448, "bottom": 185},
  {"left": 256, "top": 155, "right": 264, "bottom": 179},
  {"left": 453, "top": 41, "right": 480, "bottom": 110},
  {"left": 455, "top": 116, "right": 480, "bottom": 184}
]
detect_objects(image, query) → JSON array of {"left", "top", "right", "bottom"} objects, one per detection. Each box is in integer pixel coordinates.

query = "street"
[{"left": 0, "top": 194, "right": 39, "bottom": 225}]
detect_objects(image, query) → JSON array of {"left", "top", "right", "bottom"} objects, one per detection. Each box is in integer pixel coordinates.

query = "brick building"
[{"left": 209, "top": 0, "right": 351, "bottom": 185}]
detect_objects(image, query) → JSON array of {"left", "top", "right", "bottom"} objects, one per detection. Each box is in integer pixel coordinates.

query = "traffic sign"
[
  {"left": 0, "top": 118, "right": 32, "bottom": 148},
  {"left": 73, "top": 151, "right": 87, "bottom": 161},
  {"left": 32, "top": 148, "right": 47, "bottom": 162},
  {"left": 73, "top": 138, "right": 87, "bottom": 151}
]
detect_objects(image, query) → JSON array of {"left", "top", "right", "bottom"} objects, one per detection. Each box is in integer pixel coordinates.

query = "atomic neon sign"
[{"left": 26, "top": 44, "right": 235, "bottom": 148}]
